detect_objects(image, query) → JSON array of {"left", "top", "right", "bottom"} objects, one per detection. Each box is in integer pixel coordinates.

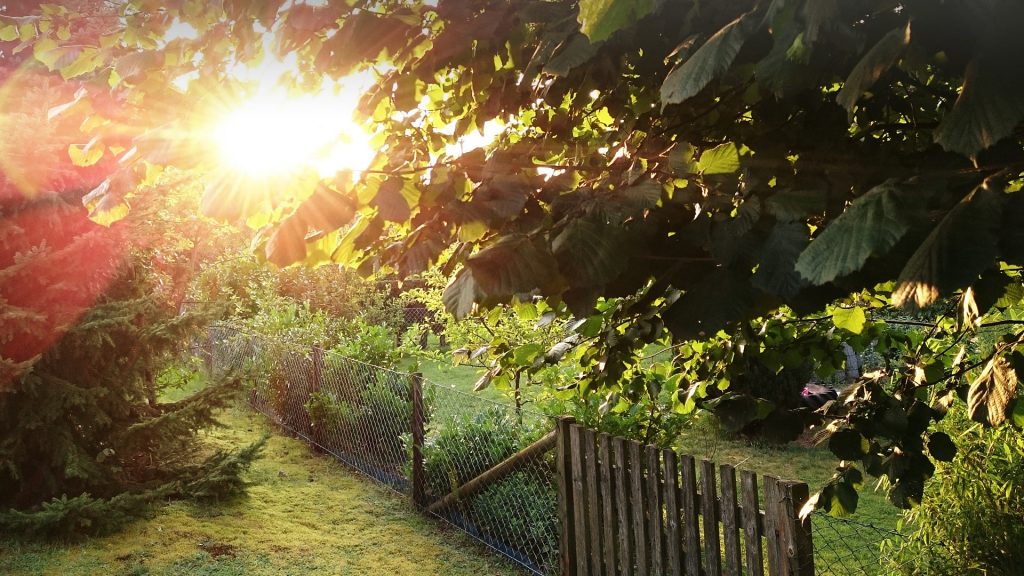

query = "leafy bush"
[
  {"left": 886, "top": 408, "right": 1024, "bottom": 575},
  {"left": 420, "top": 406, "right": 546, "bottom": 498},
  {"left": 472, "top": 470, "right": 558, "bottom": 569}
]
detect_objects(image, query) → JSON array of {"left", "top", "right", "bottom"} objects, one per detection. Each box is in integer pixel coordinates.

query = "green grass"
[{"left": 0, "top": 407, "right": 522, "bottom": 576}]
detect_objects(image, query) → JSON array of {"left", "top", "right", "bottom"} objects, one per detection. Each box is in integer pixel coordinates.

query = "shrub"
[
  {"left": 471, "top": 469, "right": 559, "bottom": 570},
  {"left": 886, "top": 408, "right": 1024, "bottom": 575},
  {"left": 420, "top": 406, "right": 532, "bottom": 499}
]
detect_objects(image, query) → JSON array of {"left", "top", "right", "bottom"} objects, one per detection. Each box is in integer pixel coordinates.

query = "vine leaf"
[
  {"left": 660, "top": 12, "right": 757, "bottom": 109},
  {"left": 795, "top": 180, "right": 910, "bottom": 285},
  {"left": 892, "top": 188, "right": 1002, "bottom": 309},
  {"left": 836, "top": 23, "right": 910, "bottom": 113},
  {"left": 831, "top": 307, "right": 866, "bottom": 334},
  {"left": 576, "top": 0, "right": 656, "bottom": 43},
  {"left": 968, "top": 352, "right": 1019, "bottom": 427}
]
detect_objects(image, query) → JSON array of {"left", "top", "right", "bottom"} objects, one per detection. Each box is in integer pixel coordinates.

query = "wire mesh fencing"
[
  {"left": 201, "top": 324, "right": 559, "bottom": 575},
  {"left": 811, "top": 512, "right": 910, "bottom": 575},
  {"left": 199, "top": 324, "right": 916, "bottom": 576}
]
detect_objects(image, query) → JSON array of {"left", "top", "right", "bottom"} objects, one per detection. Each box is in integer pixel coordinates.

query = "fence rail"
[{"left": 198, "top": 324, "right": 909, "bottom": 576}]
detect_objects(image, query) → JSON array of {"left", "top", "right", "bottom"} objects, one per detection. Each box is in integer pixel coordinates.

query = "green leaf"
[
  {"left": 466, "top": 235, "right": 561, "bottom": 304},
  {"left": 927, "top": 432, "right": 957, "bottom": 462},
  {"left": 968, "top": 354, "right": 1018, "bottom": 427},
  {"left": 752, "top": 221, "right": 809, "bottom": 298},
  {"left": 661, "top": 12, "right": 757, "bottom": 108},
  {"left": 0, "top": 25, "right": 18, "bottom": 42},
  {"left": 512, "top": 343, "right": 544, "bottom": 366},
  {"left": 892, "top": 188, "right": 1003, "bottom": 309},
  {"left": 265, "top": 216, "right": 307, "bottom": 267},
  {"left": 831, "top": 307, "right": 866, "bottom": 334},
  {"left": 68, "top": 142, "right": 103, "bottom": 167},
  {"left": 577, "top": 0, "right": 656, "bottom": 43},
  {"left": 766, "top": 188, "right": 827, "bottom": 222},
  {"left": 934, "top": 49, "right": 1024, "bottom": 159},
  {"left": 543, "top": 34, "right": 600, "bottom": 77},
  {"left": 829, "top": 429, "right": 869, "bottom": 460},
  {"left": 442, "top": 268, "right": 482, "bottom": 320},
  {"left": 667, "top": 141, "right": 697, "bottom": 175},
  {"left": 372, "top": 177, "right": 410, "bottom": 223},
  {"left": 796, "top": 180, "right": 911, "bottom": 285},
  {"left": 697, "top": 142, "right": 740, "bottom": 175},
  {"left": 836, "top": 24, "right": 910, "bottom": 112},
  {"left": 552, "top": 217, "right": 627, "bottom": 287}
]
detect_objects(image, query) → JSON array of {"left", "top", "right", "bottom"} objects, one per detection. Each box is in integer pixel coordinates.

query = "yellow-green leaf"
[
  {"left": 832, "top": 306, "right": 866, "bottom": 334},
  {"left": 68, "top": 142, "right": 104, "bottom": 167},
  {"left": 697, "top": 142, "right": 740, "bottom": 175}
]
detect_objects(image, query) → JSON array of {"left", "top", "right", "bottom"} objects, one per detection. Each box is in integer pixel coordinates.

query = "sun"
[{"left": 210, "top": 88, "right": 375, "bottom": 179}]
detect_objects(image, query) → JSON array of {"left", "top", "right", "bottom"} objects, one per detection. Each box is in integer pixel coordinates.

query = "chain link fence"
[
  {"left": 811, "top": 513, "right": 910, "bottom": 575},
  {"left": 199, "top": 324, "right": 558, "bottom": 575},
  {"left": 198, "top": 324, "right": 915, "bottom": 576}
]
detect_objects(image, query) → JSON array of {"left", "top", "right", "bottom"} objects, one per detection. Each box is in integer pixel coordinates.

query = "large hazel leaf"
[
  {"left": 661, "top": 12, "right": 757, "bottom": 109},
  {"left": 552, "top": 217, "right": 627, "bottom": 287},
  {"left": 934, "top": 51, "right": 1024, "bottom": 159},
  {"left": 892, "top": 187, "right": 1003, "bottom": 309},
  {"left": 795, "top": 180, "right": 910, "bottom": 285},
  {"left": 836, "top": 24, "right": 910, "bottom": 113},
  {"left": 466, "top": 235, "right": 561, "bottom": 303},
  {"left": 697, "top": 142, "right": 740, "bottom": 175},
  {"left": 442, "top": 268, "right": 482, "bottom": 319},
  {"left": 577, "top": 0, "right": 656, "bottom": 43},
  {"left": 752, "top": 221, "right": 808, "bottom": 299}
]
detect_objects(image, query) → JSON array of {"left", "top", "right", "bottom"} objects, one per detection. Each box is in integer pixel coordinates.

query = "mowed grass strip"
[{"left": 0, "top": 409, "right": 521, "bottom": 576}]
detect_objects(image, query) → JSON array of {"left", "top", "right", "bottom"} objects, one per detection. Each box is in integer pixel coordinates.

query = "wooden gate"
[{"left": 556, "top": 418, "right": 815, "bottom": 576}]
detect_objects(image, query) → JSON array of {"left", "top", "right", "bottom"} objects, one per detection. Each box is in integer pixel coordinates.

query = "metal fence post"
[
  {"left": 310, "top": 345, "right": 324, "bottom": 451},
  {"left": 411, "top": 372, "right": 426, "bottom": 508}
]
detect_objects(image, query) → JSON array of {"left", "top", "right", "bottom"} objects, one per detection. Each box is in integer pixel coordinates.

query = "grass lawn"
[{"left": 0, "top": 407, "right": 522, "bottom": 576}]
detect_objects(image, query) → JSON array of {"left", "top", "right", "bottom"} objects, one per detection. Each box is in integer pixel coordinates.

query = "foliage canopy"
[{"left": 5, "top": 0, "right": 1024, "bottom": 513}]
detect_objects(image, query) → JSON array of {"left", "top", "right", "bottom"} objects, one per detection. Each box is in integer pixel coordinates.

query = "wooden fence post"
[
  {"left": 780, "top": 481, "right": 814, "bottom": 576},
  {"left": 410, "top": 372, "right": 426, "bottom": 509},
  {"left": 556, "top": 417, "right": 577, "bottom": 575}
]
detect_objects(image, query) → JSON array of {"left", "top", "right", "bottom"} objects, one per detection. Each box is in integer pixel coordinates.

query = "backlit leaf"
[
  {"left": 968, "top": 353, "right": 1018, "bottom": 427},
  {"left": 832, "top": 307, "right": 866, "bottom": 334},
  {"left": 577, "top": 0, "right": 656, "bottom": 43},
  {"left": 697, "top": 142, "right": 740, "bottom": 175}
]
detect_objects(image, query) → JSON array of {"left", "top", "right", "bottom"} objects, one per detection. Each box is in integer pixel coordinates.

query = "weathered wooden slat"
[
  {"left": 719, "top": 465, "right": 742, "bottom": 576},
  {"left": 585, "top": 429, "right": 603, "bottom": 575},
  {"left": 646, "top": 446, "right": 664, "bottom": 576},
  {"left": 741, "top": 471, "right": 765, "bottom": 576},
  {"left": 701, "top": 460, "right": 722, "bottom": 576},
  {"left": 763, "top": 476, "right": 784, "bottom": 576},
  {"left": 557, "top": 417, "right": 577, "bottom": 575},
  {"left": 662, "top": 450, "right": 682, "bottom": 576},
  {"left": 613, "top": 438, "right": 632, "bottom": 576},
  {"left": 679, "top": 455, "right": 701, "bottom": 576},
  {"left": 571, "top": 424, "right": 589, "bottom": 576},
  {"left": 599, "top": 433, "right": 617, "bottom": 576},
  {"left": 781, "top": 481, "right": 815, "bottom": 576},
  {"left": 631, "top": 441, "right": 648, "bottom": 576}
]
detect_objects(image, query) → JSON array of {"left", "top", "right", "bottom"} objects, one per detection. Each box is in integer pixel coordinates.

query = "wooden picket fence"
[{"left": 556, "top": 418, "right": 815, "bottom": 576}]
